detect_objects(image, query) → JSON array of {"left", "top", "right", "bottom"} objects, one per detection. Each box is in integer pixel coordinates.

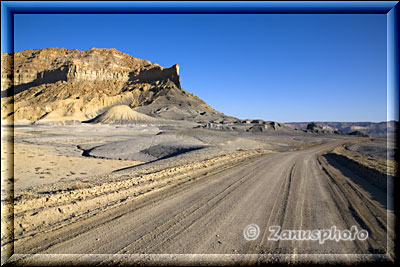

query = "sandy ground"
[
  {"left": 1, "top": 123, "right": 396, "bottom": 265},
  {"left": 1, "top": 124, "right": 322, "bottom": 192},
  {"left": 345, "top": 136, "right": 397, "bottom": 161},
  {"left": 6, "top": 140, "right": 394, "bottom": 265},
  {"left": 332, "top": 139, "right": 397, "bottom": 177},
  {"left": 3, "top": 142, "right": 142, "bottom": 190}
]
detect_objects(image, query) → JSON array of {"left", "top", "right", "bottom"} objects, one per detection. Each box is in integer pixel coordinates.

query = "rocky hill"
[
  {"left": 1, "top": 47, "right": 231, "bottom": 124},
  {"left": 305, "top": 122, "right": 335, "bottom": 134},
  {"left": 286, "top": 121, "right": 398, "bottom": 137}
]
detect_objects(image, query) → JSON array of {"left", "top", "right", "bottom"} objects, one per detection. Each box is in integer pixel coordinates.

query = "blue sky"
[{"left": 13, "top": 14, "right": 387, "bottom": 122}]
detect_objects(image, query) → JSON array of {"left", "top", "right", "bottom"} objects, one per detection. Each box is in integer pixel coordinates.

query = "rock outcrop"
[
  {"left": 285, "top": 121, "right": 397, "bottom": 137},
  {"left": 130, "top": 64, "right": 181, "bottom": 89},
  {"left": 1, "top": 47, "right": 231, "bottom": 123},
  {"left": 305, "top": 122, "right": 334, "bottom": 134}
]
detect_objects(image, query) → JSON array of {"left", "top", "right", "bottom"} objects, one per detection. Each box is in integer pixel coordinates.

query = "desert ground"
[
  {"left": 1, "top": 47, "right": 397, "bottom": 266},
  {"left": 1, "top": 121, "right": 396, "bottom": 265}
]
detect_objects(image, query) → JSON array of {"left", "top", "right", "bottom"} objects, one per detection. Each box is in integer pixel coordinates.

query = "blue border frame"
[{"left": 1, "top": 1, "right": 399, "bottom": 265}]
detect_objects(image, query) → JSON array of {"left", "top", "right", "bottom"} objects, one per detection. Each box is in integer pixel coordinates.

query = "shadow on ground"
[{"left": 323, "top": 153, "right": 390, "bottom": 211}]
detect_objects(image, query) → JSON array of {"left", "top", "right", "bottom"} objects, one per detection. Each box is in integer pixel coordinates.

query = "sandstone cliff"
[{"left": 1, "top": 47, "right": 228, "bottom": 123}]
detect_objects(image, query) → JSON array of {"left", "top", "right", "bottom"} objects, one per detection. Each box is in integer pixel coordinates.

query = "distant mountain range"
[{"left": 285, "top": 121, "right": 398, "bottom": 137}]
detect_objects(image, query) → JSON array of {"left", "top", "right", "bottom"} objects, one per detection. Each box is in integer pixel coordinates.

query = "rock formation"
[
  {"left": 1, "top": 47, "right": 230, "bottom": 123},
  {"left": 286, "top": 121, "right": 397, "bottom": 137},
  {"left": 305, "top": 122, "right": 334, "bottom": 134}
]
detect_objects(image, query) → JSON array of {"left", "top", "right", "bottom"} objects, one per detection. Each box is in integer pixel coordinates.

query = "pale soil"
[
  {"left": 331, "top": 139, "right": 397, "bottom": 177},
  {"left": 1, "top": 124, "right": 395, "bottom": 265},
  {"left": 5, "top": 140, "right": 394, "bottom": 265},
  {"left": 344, "top": 136, "right": 397, "bottom": 161},
  {"left": 3, "top": 142, "right": 143, "bottom": 190},
  {"left": 3, "top": 148, "right": 272, "bottom": 259}
]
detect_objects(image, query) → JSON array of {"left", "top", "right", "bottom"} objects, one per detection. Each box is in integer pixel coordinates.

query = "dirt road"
[{"left": 11, "top": 140, "right": 393, "bottom": 264}]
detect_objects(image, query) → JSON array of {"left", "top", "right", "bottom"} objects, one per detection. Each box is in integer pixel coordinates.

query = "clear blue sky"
[{"left": 13, "top": 14, "right": 388, "bottom": 122}]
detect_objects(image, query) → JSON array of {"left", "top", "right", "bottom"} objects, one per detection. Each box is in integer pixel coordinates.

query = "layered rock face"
[
  {"left": 1, "top": 47, "right": 149, "bottom": 89},
  {"left": 1, "top": 47, "right": 227, "bottom": 123}
]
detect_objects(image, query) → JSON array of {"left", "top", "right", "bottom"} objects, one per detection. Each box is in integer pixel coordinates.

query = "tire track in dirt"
[{"left": 10, "top": 139, "right": 394, "bottom": 265}]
